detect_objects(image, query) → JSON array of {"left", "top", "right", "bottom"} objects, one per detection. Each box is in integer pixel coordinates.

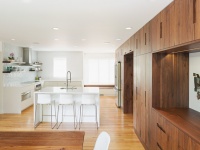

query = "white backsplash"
[{"left": 3, "top": 66, "right": 36, "bottom": 86}]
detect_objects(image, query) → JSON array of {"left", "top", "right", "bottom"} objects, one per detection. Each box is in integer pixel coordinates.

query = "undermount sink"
[{"left": 60, "top": 87, "right": 77, "bottom": 90}]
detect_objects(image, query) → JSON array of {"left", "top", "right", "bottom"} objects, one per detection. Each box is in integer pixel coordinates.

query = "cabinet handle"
[
  {"left": 145, "top": 33, "right": 147, "bottom": 45},
  {"left": 160, "top": 22, "right": 162, "bottom": 38},
  {"left": 193, "top": 0, "right": 196, "bottom": 23},
  {"left": 136, "top": 87, "right": 137, "bottom": 100},
  {"left": 157, "top": 143, "right": 163, "bottom": 150},
  {"left": 145, "top": 91, "right": 146, "bottom": 107},
  {"left": 136, "top": 39, "right": 138, "bottom": 49},
  {"left": 157, "top": 123, "right": 166, "bottom": 134}
]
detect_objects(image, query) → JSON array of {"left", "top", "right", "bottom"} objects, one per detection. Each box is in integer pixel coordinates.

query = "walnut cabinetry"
[
  {"left": 151, "top": 108, "right": 200, "bottom": 150},
  {"left": 134, "top": 53, "right": 152, "bottom": 148},
  {"left": 115, "top": 0, "right": 200, "bottom": 149}
]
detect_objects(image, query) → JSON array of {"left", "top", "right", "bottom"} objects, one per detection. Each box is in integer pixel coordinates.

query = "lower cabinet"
[{"left": 150, "top": 109, "right": 200, "bottom": 150}]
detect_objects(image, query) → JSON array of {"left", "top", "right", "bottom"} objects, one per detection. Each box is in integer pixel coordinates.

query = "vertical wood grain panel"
[
  {"left": 195, "top": 0, "right": 200, "bottom": 39},
  {"left": 176, "top": 53, "right": 189, "bottom": 107},
  {"left": 123, "top": 52, "right": 133, "bottom": 113}
]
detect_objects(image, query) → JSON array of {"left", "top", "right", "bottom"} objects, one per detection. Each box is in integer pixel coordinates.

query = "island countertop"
[{"left": 35, "top": 87, "right": 99, "bottom": 94}]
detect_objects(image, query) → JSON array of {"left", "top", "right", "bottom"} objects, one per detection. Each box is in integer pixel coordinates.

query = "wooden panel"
[
  {"left": 160, "top": 54, "right": 174, "bottom": 108},
  {"left": 150, "top": 109, "right": 157, "bottom": 147},
  {"left": 123, "top": 52, "right": 133, "bottom": 114},
  {"left": 169, "top": 1, "right": 176, "bottom": 47},
  {"left": 176, "top": 53, "right": 189, "bottom": 107},
  {"left": 0, "top": 131, "right": 85, "bottom": 150},
  {"left": 135, "top": 30, "right": 141, "bottom": 56},
  {"left": 156, "top": 114, "right": 168, "bottom": 150},
  {"left": 151, "top": 14, "right": 161, "bottom": 52},
  {"left": 145, "top": 53, "right": 152, "bottom": 148},
  {"left": 160, "top": 4, "right": 170, "bottom": 50},
  {"left": 139, "top": 55, "right": 146, "bottom": 143},
  {"left": 141, "top": 22, "right": 151, "bottom": 54},
  {"left": 174, "top": 0, "right": 194, "bottom": 45},
  {"left": 152, "top": 53, "right": 162, "bottom": 108},
  {"left": 168, "top": 123, "right": 179, "bottom": 150},
  {"left": 152, "top": 52, "right": 189, "bottom": 109},
  {"left": 130, "top": 35, "right": 135, "bottom": 55},
  {"left": 133, "top": 56, "right": 137, "bottom": 128},
  {"left": 195, "top": 0, "right": 200, "bottom": 39}
]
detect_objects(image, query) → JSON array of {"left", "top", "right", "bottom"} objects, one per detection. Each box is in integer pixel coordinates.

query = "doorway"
[{"left": 123, "top": 52, "right": 133, "bottom": 114}]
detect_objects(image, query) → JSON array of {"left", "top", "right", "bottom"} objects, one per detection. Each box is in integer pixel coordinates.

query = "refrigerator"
[{"left": 114, "top": 61, "right": 121, "bottom": 108}]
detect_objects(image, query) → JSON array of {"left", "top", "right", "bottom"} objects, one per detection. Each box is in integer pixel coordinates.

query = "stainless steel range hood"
[{"left": 22, "top": 47, "right": 32, "bottom": 66}]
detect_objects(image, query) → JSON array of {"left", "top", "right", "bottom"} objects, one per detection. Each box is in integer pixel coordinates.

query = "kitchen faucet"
[{"left": 66, "top": 71, "right": 71, "bottom": 89}]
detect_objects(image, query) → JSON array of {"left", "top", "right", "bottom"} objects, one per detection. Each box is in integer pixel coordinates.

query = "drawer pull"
[
  {"left": 157, "top": 142, "right": 163, "bottom": 150},
  {"left": 157, "top": 123, "right": 166, "bottom": 134}
]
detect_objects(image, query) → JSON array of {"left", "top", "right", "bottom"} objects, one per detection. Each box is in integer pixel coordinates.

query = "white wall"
[
  {"left": 189, "top": 52, "right": 200, "bottom": 112},
  {"left": 0, "top": 42, "right": 3, "bottom": 113},
  {"left": 37, "top": 51, "right": 83, "bottom": 81}
]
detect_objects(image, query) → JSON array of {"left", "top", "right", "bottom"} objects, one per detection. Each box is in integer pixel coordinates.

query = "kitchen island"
[{"left": 34, "top": 87, "right": 100, "bottom": 127}]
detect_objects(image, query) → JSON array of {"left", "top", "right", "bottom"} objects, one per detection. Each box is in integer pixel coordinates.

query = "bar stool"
[
  {"left": 79, "top": 94, "right": 98, "bottom": 129},
  {"left": 57, "top": 94, "right": 77, "bottom": 129},
  {"left": 34, "top": 94, "right": 57, "bottom": 129}
]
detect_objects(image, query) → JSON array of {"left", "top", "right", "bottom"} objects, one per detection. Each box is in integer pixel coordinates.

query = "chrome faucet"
[{"left": 66, "top": 71, "right": 71, "bottom": 89}]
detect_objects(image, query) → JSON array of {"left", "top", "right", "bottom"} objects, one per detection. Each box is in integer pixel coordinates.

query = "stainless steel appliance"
[
  {"left": 35, "top": 82, "right": 42, "bottom": 91},
  {"left": 115, "top": 61, "right": 121, "bottom": 108}
]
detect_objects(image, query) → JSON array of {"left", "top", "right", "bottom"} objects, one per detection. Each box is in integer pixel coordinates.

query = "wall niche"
[{"left": 152, "top": 52, "right": 189, "bottom": 109}]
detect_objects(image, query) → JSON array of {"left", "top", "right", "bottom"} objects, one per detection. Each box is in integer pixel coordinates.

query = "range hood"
[{"left": 22, "top": 47, "right": 32, "bottom": 66}]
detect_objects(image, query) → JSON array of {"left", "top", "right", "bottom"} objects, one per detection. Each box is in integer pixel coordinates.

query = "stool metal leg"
[
  {"left": 95, "top": 104, "right": 98, "bottom": 129},
  {"left": 73, "top": 103, "right": 77, "bottom": 129},
  {"left": 79, "top": 104, "right": 82, "bottom": 129}
]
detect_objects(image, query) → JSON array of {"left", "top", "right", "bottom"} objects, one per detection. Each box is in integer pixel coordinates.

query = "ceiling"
[{"left": 0, "top": 0, "right": 173, "bottom": 52}]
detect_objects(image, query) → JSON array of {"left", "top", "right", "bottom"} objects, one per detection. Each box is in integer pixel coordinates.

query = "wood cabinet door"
[
  {"left": 195, "top": 0, "right": 200, "bottom": 39},
  {"left": 156, "top": 114, "right": 168, "bottom": 150},
  {"left": 141, "top": 22, "right": 151, "bottom": 54},
  {"left": 169, "top": 1, "right": 176, "bottom": 47},
  {"left": 151, "top": 14, "right": 161, "bottom": 52},
  {"left": 139, "top": 54, "right": 146, "bottom": 143},
  {"left": 145, "top": 53, "right": 152, "bottom": 147},
  {"left": 135, "top": 30, "right": 141, "bottom": 56},
  {"left": 135, "top": 56, "right": 141, "bottom": 134},
  {"left": 174, "top": 0, "right": 194, "bottom": 45},
  {"left": 133, "top": 56, "right": 137, "bottom": 129},
  {"left": 168, "top": 123, "right": 179, "bottom": 150},
  {"left": 160, "top": 3, "right": 170, "bottom": 50}
]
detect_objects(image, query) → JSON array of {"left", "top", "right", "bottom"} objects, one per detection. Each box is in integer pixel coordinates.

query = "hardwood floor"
[{"left": 0, "top": 96, "right": 144, "bottom": 150}]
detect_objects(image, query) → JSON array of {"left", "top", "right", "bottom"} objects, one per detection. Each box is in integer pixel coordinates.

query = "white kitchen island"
[{"left": 34, "top": 87, "right": 100, "bottom": 127}]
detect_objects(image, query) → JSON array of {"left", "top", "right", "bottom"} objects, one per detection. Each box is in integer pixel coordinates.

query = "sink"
[{"left": 60, "top": 87, "right": 77, "bottom": 90}]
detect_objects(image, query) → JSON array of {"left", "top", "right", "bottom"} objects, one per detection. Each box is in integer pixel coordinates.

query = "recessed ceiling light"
[
  {"left": 11, "top": 38, "right": 15, "bottom": 41},
  {"left": 53, "top": 27, "right": 59, "bottom": 30},
  {"left": 81, "top": 39, "right": 86, "bottom": 41},
  {"left": 104, "top": 42, "right": 110, "bottom": 44},
  {"left": 125, "top": 27, "right": 132, "bottom": 30},
  {"left": 54, "top": 38, "right": 59, "bottom": 41},
  {"left": 116, "top": 38, "right": 121, "bottom": 41}
]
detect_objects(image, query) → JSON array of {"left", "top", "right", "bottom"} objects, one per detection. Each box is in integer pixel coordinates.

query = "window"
[
  {"left": 53, "top": 58, "right": 67, "bottom": 78},
  {"left": 84, "top": 53, "right": 115, "bottom": 85}
]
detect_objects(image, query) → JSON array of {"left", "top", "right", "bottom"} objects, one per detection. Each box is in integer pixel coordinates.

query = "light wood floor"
[{"left": 0, "top": 96, "right": 144, "bottom": 150}]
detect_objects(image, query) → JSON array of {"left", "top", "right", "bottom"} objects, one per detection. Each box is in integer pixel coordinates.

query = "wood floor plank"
[{"left": 0, "top": 96, "right": 144, "bottom": 150}]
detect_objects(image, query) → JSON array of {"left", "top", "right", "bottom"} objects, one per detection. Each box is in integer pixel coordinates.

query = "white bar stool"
[
  {"left": 34, "top": 94, "right": 57, "bottom": 129},
  {"left": 79, "top": 94, "right": 98, "bottom": 129},
  {"left": 57, "top": 94, "right": 77, "bottom": 129}
]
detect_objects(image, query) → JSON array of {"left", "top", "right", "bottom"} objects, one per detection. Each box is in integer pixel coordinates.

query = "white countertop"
[{"left": 35, "top": 87, "right": 99, "bottom": 94}]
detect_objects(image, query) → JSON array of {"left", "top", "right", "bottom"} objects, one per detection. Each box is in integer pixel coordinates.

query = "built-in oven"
[
  {"left": 21, "top": 91, "right": 31, "bottom": 101},
  {"left": 35, "top": 83, "right": 42, "bottom": 91}
]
